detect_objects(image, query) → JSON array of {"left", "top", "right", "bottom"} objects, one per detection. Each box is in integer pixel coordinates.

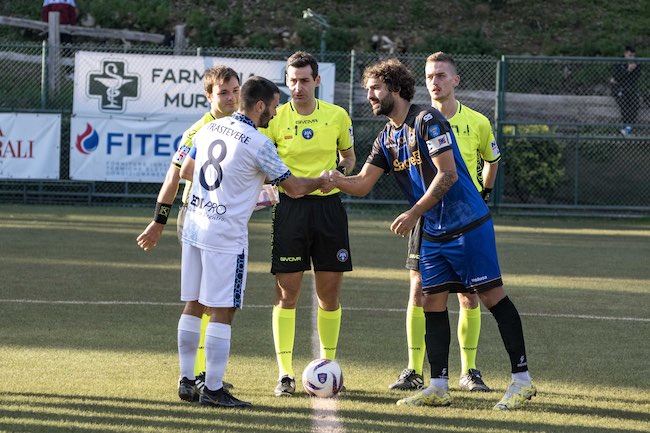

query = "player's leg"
[
  {"left": 397, "top": 238, "right": 455, "bottom": 407},
  {"left": 389, "top": 270, "right": 425, "bottom": 390},
  {"left": 273, "top": 271, "right": 304, "bottom": 394},
  {"left": 270, "top": 196, "right": 311, "bottom": 396},
  {"left": 177, "top": 243, "right": 203, "bottom": 402},
  {"left": 311, "top": 195, "right": 352, "bottom": 365},
  {"left": 466, "top": 220, "right": 535, "bottom": 410},
  {"left": 314, "top": 271, "right": 342, "bottom": 360},
  {"left": 199, "top": 250, "right": 251, "bottom": 408},
  {"left": 194, "top": 311, "right": 209, "bottom": 376},
  {"left": 390, "top": 218, "right": 426, "bottom": 390},
  {"left": 456, "top": 291, "right": 490, "bottom": 392},
  {"left": 397, "top": 290, "right": 451, "bottom": 407}
]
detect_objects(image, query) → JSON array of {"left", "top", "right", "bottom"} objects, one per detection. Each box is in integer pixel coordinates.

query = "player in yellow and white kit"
[{"left": 389, "top": 52, "right": 501, "bottom": 393}]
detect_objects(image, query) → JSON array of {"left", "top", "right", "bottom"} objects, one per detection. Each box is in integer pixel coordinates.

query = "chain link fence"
[{"left": 1, "top": 42, "right": 648, "bottom": 216}]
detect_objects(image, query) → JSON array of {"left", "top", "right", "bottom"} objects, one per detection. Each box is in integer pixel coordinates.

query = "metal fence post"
[
  {"left": 493, "top": 56, "right": 507, "bottom": 212},
  {"left": 47, "top": 11, "right": 60, "bottom": 96},
  {"left": 40, "top": 40, "right": 47, "bottom": 109},
  {"left": 348, "top": 49, "right": 355, "bottom": 117}
]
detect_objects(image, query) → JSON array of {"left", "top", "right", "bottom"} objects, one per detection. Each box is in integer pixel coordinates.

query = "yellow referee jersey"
[
  {"left": 261, "top": 99, "right": 354, "bottom": 196},
  {"left": 448, "top": 101, "right": 501, "bottom": 192}
]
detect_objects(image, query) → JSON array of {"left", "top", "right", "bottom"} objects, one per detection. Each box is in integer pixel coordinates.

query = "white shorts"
[{"left": 180, "top": 243, "right": 247, "bottom": 308}]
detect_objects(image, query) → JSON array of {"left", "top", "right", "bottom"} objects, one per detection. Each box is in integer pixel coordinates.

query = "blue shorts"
[{"left": 419, "top": 218, "right": 503, "bottom": 295}]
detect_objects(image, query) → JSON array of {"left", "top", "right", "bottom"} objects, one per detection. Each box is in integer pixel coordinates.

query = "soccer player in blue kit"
[{"left": 324, "top": 59, "right": 536, "bottom": 410}]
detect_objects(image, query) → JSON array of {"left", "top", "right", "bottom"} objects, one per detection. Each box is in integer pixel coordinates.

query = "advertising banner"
[
  {"left": 73, "top": 51, "right": 336, "bottom": 119},
  {"left": 70, "top": 115, "right": 189, "bottom": 182},
  {"left": 0, "top": 113, "right": 60, "bottom": 180}
]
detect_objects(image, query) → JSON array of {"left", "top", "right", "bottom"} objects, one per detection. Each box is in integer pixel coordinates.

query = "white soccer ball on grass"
[{"left": 301, "top": 358, "right": 344, "bottom": 398}]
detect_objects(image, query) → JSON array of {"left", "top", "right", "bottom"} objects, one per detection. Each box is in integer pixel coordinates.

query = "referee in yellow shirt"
[
  {"left": 260, "top": 51, "right": 356, "bottom": 396},
  {"left": 389, "top": 51, "right": 501, "bottom": 392}
]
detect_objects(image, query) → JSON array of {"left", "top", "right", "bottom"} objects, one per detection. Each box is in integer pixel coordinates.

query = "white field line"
[
  {"left": 310, "top": 277, "right": 344, "bottom": 433},
  {"left": 1, "top": 299, "right": 649, "bottom": 323}
]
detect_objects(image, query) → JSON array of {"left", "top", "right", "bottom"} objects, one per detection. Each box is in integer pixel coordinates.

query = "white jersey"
[{"left": 182, "top": 112, "right": 291, "bottom": 253}]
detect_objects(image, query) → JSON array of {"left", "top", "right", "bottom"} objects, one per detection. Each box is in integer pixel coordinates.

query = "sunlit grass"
[{"left": 1, "top": 204, "right": 649, "bottom": 433}]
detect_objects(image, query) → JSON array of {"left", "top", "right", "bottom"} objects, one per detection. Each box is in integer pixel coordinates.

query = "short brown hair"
[
  {"left": 361, "top": 58, "right": 415, "bottom": 101},
  {"left": 286, "top": 51, "right": 319, "bottom": 79},
  {"left": 426, "top": 51, "right": 458, "bottom": 75},
  {"left": 203, "top": 65, "right": 239, "bottom": 94}
]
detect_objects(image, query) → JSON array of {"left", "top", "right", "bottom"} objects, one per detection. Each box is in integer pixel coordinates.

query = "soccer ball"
[{"left": 301, "top": 358, "right": 344, "bottom": 398}]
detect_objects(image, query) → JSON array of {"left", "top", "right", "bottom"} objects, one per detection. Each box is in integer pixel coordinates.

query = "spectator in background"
[
  {"left": 610, "top": 46, "right": 641, "bottom": 136},
  {"left": 42, "top": 0, "right": 79, "bottom": 44}
]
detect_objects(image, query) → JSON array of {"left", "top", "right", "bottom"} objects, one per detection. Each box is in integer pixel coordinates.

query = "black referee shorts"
[
  {"left": 405, "top": 216, "right": 422, "bottom": 271},
  {"left": 271, "top": 193, "right": 353, "bottom": 274}
]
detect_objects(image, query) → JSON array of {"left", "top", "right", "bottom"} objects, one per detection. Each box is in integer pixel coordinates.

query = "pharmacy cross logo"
[{"left": 88, "top": 60, "right": 140, "bottom": 113}]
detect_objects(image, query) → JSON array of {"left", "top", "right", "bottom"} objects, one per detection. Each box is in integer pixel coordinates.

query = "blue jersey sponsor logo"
[
  {"left": 302, "top": 128, "right": 314, "bottom": 139},
  {"left": 428, "top": 124, "right": 441, "bottom": 138}
]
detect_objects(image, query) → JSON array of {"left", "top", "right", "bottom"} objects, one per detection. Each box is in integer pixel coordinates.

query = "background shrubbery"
[{"left": 2, "top": 0, "right": 649, "bottom": 56}]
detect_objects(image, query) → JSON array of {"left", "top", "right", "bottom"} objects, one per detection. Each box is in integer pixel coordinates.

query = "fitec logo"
[
  {"left": 76, "top": 123, "right": 99, "bottom": 154},
  {"left": 88, "top": 60, "right": 140, "bottom": 113}
]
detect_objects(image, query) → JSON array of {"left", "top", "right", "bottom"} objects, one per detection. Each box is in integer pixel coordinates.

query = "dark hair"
[
  {"left": 625, "top": 46, "right": 636, "bottom": 53},
  {"left": 239, "top": 76, "right": 280, "bottom": 112},
  {"left": 361, "top": 58, "right": 416, "bottom": 101},
  {"left": 426, "top": 51, "right": 458, "bottom": 75},
  {"left": 204, "top": 65, "right": 239, "bottom": 94},
  {"left": 286, "top": 51, "right": 319, "bottom": 79}
]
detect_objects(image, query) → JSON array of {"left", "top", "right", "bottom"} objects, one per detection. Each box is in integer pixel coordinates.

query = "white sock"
[
  {"left": 422, "top": 378, "right": 448, "bottom": 395},
  {"left": 205, "top": 322, "right": 231, "bottom": 391},
  {"left": 177, "top": 314, "right": 201, "bottom": 380},
  {"left": 512, "top": 371, "right": 532, "bottom": 383}
]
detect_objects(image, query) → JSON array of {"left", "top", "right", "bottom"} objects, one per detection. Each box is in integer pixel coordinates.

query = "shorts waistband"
[
  {"left": 422, "top": 212, "right": 491, "bottom": 243},
  {"left": 279, "top": 192, "right": 340, "bottom": 200}
]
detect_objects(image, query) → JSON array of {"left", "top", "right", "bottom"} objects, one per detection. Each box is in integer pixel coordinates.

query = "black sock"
[
  {"left": 425, "top": 310, "right": 450, "bottom": 379},
  {"left": 489, "top": 296, "right": 529, "bottom": 373}
]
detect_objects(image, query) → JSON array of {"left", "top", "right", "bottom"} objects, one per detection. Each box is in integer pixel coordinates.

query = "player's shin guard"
[
  {"left": 178, "top": 314, "right": 201, "bottom": 380},
  {"left": 194, "top": 312, "right": 210, "bottom": 376},
  {"left": 489, "top": 296, "right": 529, "bottom": 373},
  {"left": 457, "top": 305, "right": 481, "bottom": 373},
  {"left": 406, "top": 305, "right": 426, "bottom": 375},
  {"left": 204, "top": 322, "right": 231, "bottom": 391},
  {"left": 272, "top": 306, "right": 296, "bottom": 377},
  {"left": 424, "top": 310, "right": 451, "bottom": 378},
  {"left": 318, "top": 305, "right": 341, "bottom": 360}
]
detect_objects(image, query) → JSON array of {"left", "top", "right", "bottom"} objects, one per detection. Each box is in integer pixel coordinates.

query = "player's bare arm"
[
  {"left": 327, "top": 163, "right": 384, "bottom": 196},
  {"left": 390, "top": 150, "right": 457, "bottom": 237},
  {"left": 279, "top": 173, "right": 328, "bottom": 198},
  {"left": 179, "top": 156, "right": 195, "bottom": 182},
  {"left": 136, "top": 163, "right": 182, "bottom": 251}
]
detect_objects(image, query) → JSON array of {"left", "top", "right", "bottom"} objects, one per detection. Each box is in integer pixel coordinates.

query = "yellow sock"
[
  {"left": 318, "top": 306, "right": 342, "bottom": 360},
  {"left": 272, "top": 306, "right": 296, "bottom": 377},
  {"left": 406, "top": 305, "right": 426, "bottom": 375},
  {"left": 193, "top": 313, "right": 210, "bottom": 376},
  {"left": 458, "top": 305, "right": 481, "bottom": 373}
]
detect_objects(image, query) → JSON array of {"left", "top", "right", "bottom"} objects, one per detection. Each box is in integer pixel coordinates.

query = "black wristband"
[
  {"left": 154, "top": 202, "right": 172, "bottom": 224},
  {"left": 336, "top": 165, "right": 347, "bottom": 175},
  {"left": 481, "top": 187, "right": 493, "bottom": 203}
]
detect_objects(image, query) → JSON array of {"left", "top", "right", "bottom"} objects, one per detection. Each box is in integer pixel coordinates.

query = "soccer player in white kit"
[{"left": 177, "top": 76, "right": 328, "bottom": 408}]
